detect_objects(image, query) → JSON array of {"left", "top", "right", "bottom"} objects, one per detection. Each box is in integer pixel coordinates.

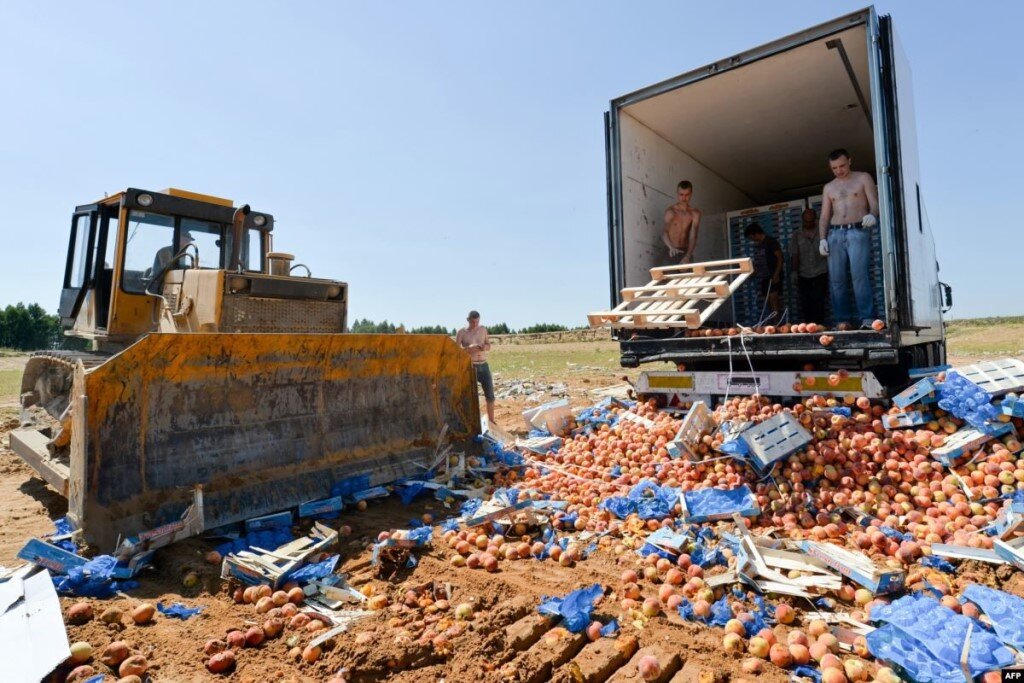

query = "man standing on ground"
[
  {"left": 455, "top": 310, "right": 495, "bottom": 424},
  {"left": 744, "top": 222, "right": 784, "bottom": 322},
  {"left": 818, "top": 148, "right": 879, "bottom": 328},
  {"left": 791, "top": 208, "right": 829, "bottom": 323},
  {"left": 662, "top": 180, "right": 702, "bottom": 264}
]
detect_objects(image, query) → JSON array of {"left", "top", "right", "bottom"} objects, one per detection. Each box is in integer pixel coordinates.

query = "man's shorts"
[{"left": 473, "top": 362, "right": 495, "bottom": 402}]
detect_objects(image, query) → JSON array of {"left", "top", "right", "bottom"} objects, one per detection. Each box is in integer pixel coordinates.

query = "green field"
[
  {"left": 0, "top": 370, "right": 20, "bottom": 399},
  {"left": 486, "top": 318, "right": 1024, "bottom": 383},
  {"left": 945, "top": 317, "right": 1024, "bottom": 357}
]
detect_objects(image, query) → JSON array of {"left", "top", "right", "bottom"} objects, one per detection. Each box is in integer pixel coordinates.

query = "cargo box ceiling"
[{"left": 620, "top": 24, "right": 875, "bottom": 204}]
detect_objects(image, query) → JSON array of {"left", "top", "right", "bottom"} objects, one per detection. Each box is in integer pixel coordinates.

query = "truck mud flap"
[{"left": 68, "top": 333, "right": 479, "bottom": 549}]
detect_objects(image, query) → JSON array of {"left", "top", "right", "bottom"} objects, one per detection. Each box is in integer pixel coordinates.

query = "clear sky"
[{"left": 1, "top": 2, "right": 1020, "bottom": 330}]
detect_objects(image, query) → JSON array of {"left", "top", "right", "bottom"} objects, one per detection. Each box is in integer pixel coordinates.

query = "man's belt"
[{"left": 829, "top": 222, "right": 864, "bottom": 230}]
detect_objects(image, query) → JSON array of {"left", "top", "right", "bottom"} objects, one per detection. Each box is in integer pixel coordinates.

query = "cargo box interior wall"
[{"left": 615, "top": 22, "right": 887, "bottom": 326}]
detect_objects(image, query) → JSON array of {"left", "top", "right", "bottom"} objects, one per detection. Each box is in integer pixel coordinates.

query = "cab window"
[
  {"left": 122, "top": 211, "right": 175, "bottom": 293},
  {"left": 180, "top": 218, "right": 224, "bottom": 269}
]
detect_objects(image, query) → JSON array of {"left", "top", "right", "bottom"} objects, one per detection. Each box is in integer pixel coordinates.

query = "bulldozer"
[{"left": 12, "top": 188, "right": 479, "bottom": 550}]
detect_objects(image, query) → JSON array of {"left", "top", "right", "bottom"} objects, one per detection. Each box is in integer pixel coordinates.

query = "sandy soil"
[{"left": 1, "top": 342, "right": 1022, "bottom": 682}]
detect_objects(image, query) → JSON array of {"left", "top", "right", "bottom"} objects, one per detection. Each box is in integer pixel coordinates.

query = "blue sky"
[{"left": 1, "top": 2, "right": 1020, "bottom": 329}]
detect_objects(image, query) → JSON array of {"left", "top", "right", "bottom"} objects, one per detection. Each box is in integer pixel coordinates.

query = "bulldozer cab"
[{"left": 58, "top": 188, "right": 346, "bottom": 348}]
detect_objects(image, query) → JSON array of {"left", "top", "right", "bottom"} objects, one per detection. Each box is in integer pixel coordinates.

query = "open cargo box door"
[
  {"left": 67, "top": 333, "right": 479, "bottom": 550},
  {"left": 876, "top": 13, "right": 944, "bottom": 344}
]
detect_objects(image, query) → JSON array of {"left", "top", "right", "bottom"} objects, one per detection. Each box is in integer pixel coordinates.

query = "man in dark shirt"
[
  {"left": 745, "top": 222, "right": 784, "bottom": 322},
  {"left": 790, "top": 208, "right": 829, "bottom": 323}
]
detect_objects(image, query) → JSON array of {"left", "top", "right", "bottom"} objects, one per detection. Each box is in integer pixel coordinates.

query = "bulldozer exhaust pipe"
[{"left": 228, "top": 204, "right": 251, "bottom": 271}]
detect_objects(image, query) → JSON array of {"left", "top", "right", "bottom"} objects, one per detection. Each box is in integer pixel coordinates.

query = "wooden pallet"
[{"left": 588, "top": 258, "right": 752, "bottom": 330}]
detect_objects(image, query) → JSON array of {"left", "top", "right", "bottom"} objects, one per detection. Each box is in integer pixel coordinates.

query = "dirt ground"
[{"left": 2, "top": 336, "right": 1022, "bottom": 682}]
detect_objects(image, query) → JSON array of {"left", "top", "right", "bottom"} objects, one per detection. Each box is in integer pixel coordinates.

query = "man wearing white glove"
[
  {"left": 819, "top": 148, "right": 880, "bottom": 329},
  {"left": 663, "top": 180, "right": 702, "bottom": 264}
]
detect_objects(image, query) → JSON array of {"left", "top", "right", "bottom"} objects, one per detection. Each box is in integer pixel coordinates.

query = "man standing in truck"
[
  {"left": 456, "top": 310, "right": 496, "bottom": 424},
  {"left": 818, "top": 148, "right": 879, "bottom": 328},
  {"left": 791, "top": 208, "right": 829, "bottom": 323},
  {"left": 662, "top": 180, "right": 702, "bottom": 264},
  {"left": 744, "top": 222, "right": 784, "bottom": 322}
]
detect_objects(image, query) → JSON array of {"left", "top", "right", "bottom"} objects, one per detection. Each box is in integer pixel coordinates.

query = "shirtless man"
[
  {"left": 818, "top": 149, "right": 879, "bottom": 328},
  {"left": 662, "top": 180, "right": 701, "bottom": 263}
]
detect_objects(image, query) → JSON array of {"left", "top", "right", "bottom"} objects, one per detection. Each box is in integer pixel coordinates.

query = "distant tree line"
[
  {"left": 348, "top": 319, "right": 580, "bottom": 335},
  {"left": 0, "top": 303, "right": 88, "bottom": 351}
]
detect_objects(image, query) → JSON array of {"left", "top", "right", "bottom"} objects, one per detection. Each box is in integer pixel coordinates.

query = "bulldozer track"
[{"left": 20, "top": 349, "right": 111, "bottom": 418}]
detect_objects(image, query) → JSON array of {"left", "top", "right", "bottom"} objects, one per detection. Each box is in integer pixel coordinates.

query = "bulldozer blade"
[{"left": 68, "top": 333, "right": 480, "bottom": 550}]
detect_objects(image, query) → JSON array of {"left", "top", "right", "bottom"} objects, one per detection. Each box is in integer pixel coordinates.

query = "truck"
[{"left": 596, "top": 7, "right": 953, "bottom": 403}]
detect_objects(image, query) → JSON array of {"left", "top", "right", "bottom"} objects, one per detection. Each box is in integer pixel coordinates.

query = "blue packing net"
[
  {"left": 962, "top": 584, "right": 1024, "bottom": 650},
  {"left": 937, "top": 372, "right": 1000, "bottom": 429},
  {"left": 537, "top": 584, "right": 604, "bottom": 633},
  {"left": 867, "top": 594, "right": 1014, "bottom": 683}
]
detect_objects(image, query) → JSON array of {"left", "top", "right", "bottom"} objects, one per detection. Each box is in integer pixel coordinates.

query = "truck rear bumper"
[
  {"left": 618, "top": 330, "right": 899, "bottom": 368},
  {"left": 636, "top": 369, "right": 886, "bottom": 400}
]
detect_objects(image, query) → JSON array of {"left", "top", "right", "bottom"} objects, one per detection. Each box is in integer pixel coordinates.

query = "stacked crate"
[
  {"left": 807, "top": 195, "right": 886, "bottom": 322},
  {"left": 726, "top": 199, "right": 804, "bottom": 326}
]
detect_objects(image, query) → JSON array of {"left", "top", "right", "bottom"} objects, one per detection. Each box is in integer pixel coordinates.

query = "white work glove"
[
  {"left": 862, "top": 214, "right": 878, "bottom": 228},
  {"left": 667, "top": 246, "right": 681, "bottom": 258},
  {"left": 819, "top": 239, "right": 830, "bottom": 257}
]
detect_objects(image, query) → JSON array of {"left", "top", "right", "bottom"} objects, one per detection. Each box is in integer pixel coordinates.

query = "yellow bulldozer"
[{"left": 12, "top": 188, "right": 479, "bottom": 550}]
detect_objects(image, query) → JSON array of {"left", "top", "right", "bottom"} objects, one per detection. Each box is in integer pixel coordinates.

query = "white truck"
[{"left": 602, "top": 7, "right": 952, "bottom": 401}]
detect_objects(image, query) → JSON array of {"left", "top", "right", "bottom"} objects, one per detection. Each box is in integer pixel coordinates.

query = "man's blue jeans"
[{"left": 827, "top": 226, "right": 874, "bottom": 325}]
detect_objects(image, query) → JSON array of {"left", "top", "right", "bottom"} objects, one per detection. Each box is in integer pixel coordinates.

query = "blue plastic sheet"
[
  {"left": 600, "top": 480, "right": 678, "bottom": 520},
  {"left": 867, "top": 594, "right": 1014, "bottom": 683},
  {"left": 460, "top": 498, "right": 484, "bottom": 519},
  {"left": 744, "top": 595, "right": 774, "bottom": 636},
  {"left": 396, "top": 482, "right": 428, "bottom": 505},
  {"left": 287, "top": 555, "right": 339, "bottom": 583},
  {"left": 690, "top": 533, "right": 726, "bottom": 569},
  {"left": 600, "top": 618, "right": 619, "bottom": 638},
  {"left": 216, "top": 528, "right": 293, "bottom": 559},
  {"left": 330, "top": 474, "right": 371, "bottom": 498},
  {"left": 52, "top": 555, "right": 138, "bottom": 598},
  {"left": 717, "top": 438, "right": 750, "bottom": 457},
  {"left": 676, "top": 594, "right": 732, "bottom": 627},
  {"left": 681, "top": 486, "right": 758, "bottom": 522},
  {"left": 880, "top": 525, "right": 913, "bottom": 543},
  {"left": 792, "top": 665, "right": 823, "bottom": 683},
  {"left": 482, "top": 439, "right": 525, "bottom": 467},
  {"left": 537, "top": 584, "right": 603, "bottom": 633},
  {"left": 50, "top": 517, "right": 77, "bottom": 553},
  {"left": 962, "top": 584, "right": 1024, "bottom": 650},
  {"left": 920, "top": 555, "right": 956, "bottom": 574},
  {"left": 157, "top": 601, "right": 203, "bottom": 619}
]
